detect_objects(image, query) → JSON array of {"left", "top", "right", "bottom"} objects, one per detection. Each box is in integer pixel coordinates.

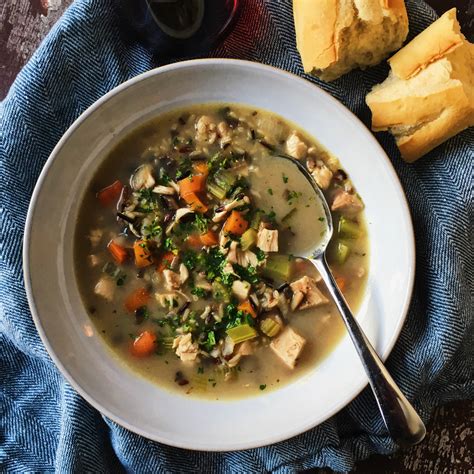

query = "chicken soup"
[{"left": 74, "top": 104, "right": 369, "bottom": 399}]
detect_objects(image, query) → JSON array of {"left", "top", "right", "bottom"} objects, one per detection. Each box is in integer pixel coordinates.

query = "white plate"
[{"left": 23, "top": 59, "right": 415, "bottom": 451}]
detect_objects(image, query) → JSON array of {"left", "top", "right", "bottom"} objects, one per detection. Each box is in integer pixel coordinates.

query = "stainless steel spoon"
[{"left": 275, "top": 154, "right": 426, "bottom": 447}]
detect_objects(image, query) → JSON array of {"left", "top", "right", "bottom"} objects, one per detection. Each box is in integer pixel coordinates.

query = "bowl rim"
[{"left": 23, "top": 58, "right": 416, "bottom": 451}]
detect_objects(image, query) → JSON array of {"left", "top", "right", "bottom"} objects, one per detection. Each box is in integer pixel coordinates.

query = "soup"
[{"left": 74, "top": 104, "right": 368, "bottom": 399}]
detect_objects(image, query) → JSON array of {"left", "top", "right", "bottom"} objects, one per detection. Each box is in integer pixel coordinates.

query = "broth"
[{"left": 74, "top": 104, "right": 369, "bottom": 399}]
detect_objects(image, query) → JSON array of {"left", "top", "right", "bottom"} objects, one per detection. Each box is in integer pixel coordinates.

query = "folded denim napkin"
[{"left": 1, "top": 0, "right": 472, "bottom": 471}]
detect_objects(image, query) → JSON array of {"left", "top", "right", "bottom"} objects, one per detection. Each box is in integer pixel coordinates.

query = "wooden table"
[{"left": 1, "top": 1, "right": 472, "bottom": 472}]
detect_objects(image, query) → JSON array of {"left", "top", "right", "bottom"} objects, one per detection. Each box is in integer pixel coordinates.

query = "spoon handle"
[{"left": 311, "top": 254, "right": 426, "bottom": 447}]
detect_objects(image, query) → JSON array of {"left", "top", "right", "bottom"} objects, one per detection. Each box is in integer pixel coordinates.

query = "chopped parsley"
[
  {"left": 286, "top": 190, "right": 302, "bottom": 205},
  {"left": 191, "top": 287, "right": 207, "bottom": 298},
  {"left": 259, "top": 384, "right": 267, "bottom": 391},
  {"left": 142, "top": 219, "right": 162, "bottom": 241},
  {"left": 282, "top": 174, "right": 288, "bottom": 184},
  {"left": 194, "top": 214, "right": 209, "bottom": 233},
  {"left": 267, "top": 188, "right": 273, "bottom": 196}
]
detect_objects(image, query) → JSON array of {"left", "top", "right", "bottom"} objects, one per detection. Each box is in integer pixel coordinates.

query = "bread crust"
[
  {"left": 397, "top": 104, "right": 473, "bottom": 162},
  {"left": 293, "top": 0, "right": 408, "bottom": 79},
  {"left": 389, "top": 8, "right": 464, "bottom": 79},
  {"left": 293, "top": 0, "right": 338, "bottom": 72},
  {"left": 366, "top": 9, "right": 474, "bottom": 162},
  {"left": 368, "top": 78, "right": 470, "bottom": 129}
]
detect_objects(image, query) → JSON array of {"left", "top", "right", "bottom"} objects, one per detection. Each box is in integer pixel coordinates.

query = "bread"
[
  {"left": 293, "top": 0, "right": 409, "bottom": 81},
  {"left": 366, "top": 9, "right": 474, "bottom": 162}
]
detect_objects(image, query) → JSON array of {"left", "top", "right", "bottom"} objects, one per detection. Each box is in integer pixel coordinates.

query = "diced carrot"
[
  {"left": 97, "top": 180, "right": 123, "bottom": 207},
  {"left": 335, "top": 276, "right": 346, "bottom": 292},
  {"left": 238, "top": 300, "right": 257, "bottom": 319},
  {"left": 130, "top": 330, "right": 157, "bottom": 357},
  {"left": 133, "top": 240, "right": 153, "bottom": 268},
  {"left": 157, "top": 251, "right": 174, "bottom": 272},
  {"left": 193, "top": 162, "right": 209, "bottom": 177},
  {"left": 200, "top": 230, "right": 219, "bottom": 247},
  {"left": 182, "top": 192, "right": 208, "bottom": 213},
  {"left": 124, "top": 288, "right": 150, "bottom": 312},
  {"left": 178, "top": 174, "right": 207, "bottom": 196},
  {"left": 186, "top": 234, "right": 203, "bottom": 249},
  {"left": 107, "top": 240, "right": 129, "bottom": 264},
  {"left": 223, "top": 211, "right": 248, "bottom": 235}
]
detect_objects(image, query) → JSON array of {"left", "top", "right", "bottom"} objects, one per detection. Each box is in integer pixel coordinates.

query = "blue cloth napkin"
[{"left": 1, "top": 0, "right": 472, "bottom": 471}]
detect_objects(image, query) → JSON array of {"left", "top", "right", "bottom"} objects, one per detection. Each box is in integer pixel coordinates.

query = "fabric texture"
[{"left": 1, "top": 0, "right": 473, "bottom": 471}]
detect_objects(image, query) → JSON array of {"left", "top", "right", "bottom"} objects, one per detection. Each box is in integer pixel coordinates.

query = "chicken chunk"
[
  {"left": 236, "top": 340, "right": 255, "bottom": 356},
  {"left": 257, "top": 227, "right": 279, "bottom": 252},
  {"left": 290, "top": 276, "right": 329, "bottom": 310},
  {"left": 261, "top": 287, "right": 280, "bottom": 310},
  {"left": 232, "top": 280, "right": 251, "bottom": 301},
  {"left": 227, "top": 242, "right": 258, "bottom": 268},
  {"left": 163, "top": 269, "right": 181, "bottom": 291},
  {"left": 87, "top": 229, "right": 103, "bottom": 247},
  {"left": 94, "top": 277, "right": 115, "bottom": 302},
  {"left": 195, "top": 115, "right": 217, "bottom": 144},
  {"left": 87, "top": 254, "right": 101, "bottom": 268},
  {"left": 270, "top": 326, "right": 306, "bottom": 369},
  {"left": 217, "top": 121, "right": 233, "bottom": 147},
  {"left": 307, "top": 158, "right": 333, "bottom": 190},
  {"left": 172, "top": 333, "right": 199, "bottom": 362},
  {"left": 286, "top": 131, "right": 308, "bottom": 159},
  {"left": 331, "top": 189, "right": 364, "bottom": 216}
]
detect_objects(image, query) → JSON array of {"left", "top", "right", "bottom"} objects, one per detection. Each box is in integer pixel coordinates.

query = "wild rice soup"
[{"left": 75, "top": 104, "right": 369, "bottom": 399}]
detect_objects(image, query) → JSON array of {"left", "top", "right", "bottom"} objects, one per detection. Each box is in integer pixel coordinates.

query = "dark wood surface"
[{"left": 1, "top": 1, "right": 472, "bottom": 472}]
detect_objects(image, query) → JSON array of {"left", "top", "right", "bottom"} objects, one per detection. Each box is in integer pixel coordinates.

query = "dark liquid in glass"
[{"left": 122, "top": 0, "right": 240, "bottom": 58}]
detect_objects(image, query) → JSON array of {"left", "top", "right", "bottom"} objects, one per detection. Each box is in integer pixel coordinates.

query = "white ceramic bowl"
[{"left": 24, "top": 59, "right": 415, "bottom": 451}]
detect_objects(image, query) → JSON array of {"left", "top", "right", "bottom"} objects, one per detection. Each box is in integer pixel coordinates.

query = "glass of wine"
[{"left": 122, "top": 0, "right": 240, "bottom": 58}]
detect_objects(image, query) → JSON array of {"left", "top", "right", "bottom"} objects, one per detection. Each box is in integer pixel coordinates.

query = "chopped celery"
[
  {"left": 212, "top": 281, "right": 231, "bottom": 302},
  {"left": 226, "top": 324, "right": 257, "bottom": 344},
  {"left": 214, "top": 169, "right": 236, "bottom": 191},
  {"left": 207, "top": 180, "right": 227, "bottom": 200},
  {"left": 338, "top": 217, "right": 361, "bottom": 239},
  {"left": 281, "top": 208, "right": 297, "bottom": 223},
  {"left": 250, "top": 211, "right": 262, "bottom": 230},
  {"left": 241, "top": 228, "right": 257, "bottom": 251},
  {"left": 190, "top": 374, "right": 208, "bottom": 392},
  {"left": 260, "top": 318, "right": 282, "bottom": 337},
  {"left": 328, "top": 241, "right": 351, "bottom": 265},
  {"left": 262, "top": 254, "right": 291, "bottom": 281},
  {"left": 160, "top": 336, "right": 174, "bottom": 350}
]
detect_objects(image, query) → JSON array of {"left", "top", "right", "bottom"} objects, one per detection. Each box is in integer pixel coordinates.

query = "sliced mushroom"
[
  {"left": 222, "top": 335, "right": 235, "bottom": 357},
  {"left": 166, "top": 208, "right": 195, "bottom": 235},
  {"left": 179, "top": 263, "right": 189, "bottom": 284},
  {"left": 152, "top": 185, "right": 176, "bottom": 195},
  {"left": 199, "top": 305, "right": 212, "bottom": 320},
  {"left": 130, "top": 164, "right": 156, "bottom": 191},
  {"left": 212, "top": 195, "right": 250, "bottom": 223}
]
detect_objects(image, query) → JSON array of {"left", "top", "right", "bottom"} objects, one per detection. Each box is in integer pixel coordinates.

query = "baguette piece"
[
  {"left": 293, "top": 0, "right": 409, "bottom": 81},
  {"left": 366, "top": 9, "right": 474, "bottom": 162}
]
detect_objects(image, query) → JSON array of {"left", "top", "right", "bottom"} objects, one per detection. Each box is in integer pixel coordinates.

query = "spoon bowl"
[{"left": 273, "top": 154, "right": 426, "bottom": 447}]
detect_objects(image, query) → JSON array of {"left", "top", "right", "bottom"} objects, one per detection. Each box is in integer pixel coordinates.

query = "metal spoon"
[{"left": 275, "top": 154, "right": 426, "bottom": 447}]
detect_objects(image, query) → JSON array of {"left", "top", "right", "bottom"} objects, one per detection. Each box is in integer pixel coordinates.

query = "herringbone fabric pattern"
[{"left": 1, "top": 0, "right": 473, "bottom": 472}]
